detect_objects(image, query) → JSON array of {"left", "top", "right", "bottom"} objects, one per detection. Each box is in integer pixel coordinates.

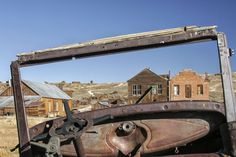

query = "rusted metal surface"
[
  {"left": 10, "top": 25, "right": 236, "bottom": 156},
  {"left": 28, "top": 101, "right": 225, "bottom": 156},
  {"left": 217, "top": 33, "right": 236, "bottom": 156},
  {"left": 11, "top": 61, "right": 33, "bottom": 157},
  {"left": 109, "top": 121, "right": 146, "bottom": 156},
  {"left": 217, "top": 33, "right": 236, "bottom": 122},
  {"left": 60, "top": 119, "right": 210, "bottom": 157},
  {"left": 165, "top": 154, "right": 225, "bottom": 157},
  {"left": 29, "top": 101, "right": 225, "bottom": 139},
  {"left": 228, "top": 121, "right": 236, "bottom": 156},
  {"left": 17, "top": 26, "right": 217, "bottom": 66}
]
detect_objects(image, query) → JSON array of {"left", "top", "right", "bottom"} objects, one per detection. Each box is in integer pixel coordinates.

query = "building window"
[
  {"left": 185, "top": 84, "right": 192, "bottom": 98},
  {"left": 132, "top": 84, "right": 141, "bottom": 95},
  {"left": 54, "top": 101, "right": 59, "bottom": 112},
  {"left": 197, "top": 84, "right": 204, "bottom": 95},
  {"left": 149, "top": 84, "right": 162, "bottom": 95},
  {"left": 149, "top": 85, "right": 157, "bottom": 94},
  {"left": 173, "top": 85, "right": 180, "bottom": 96},
  {"left": 157, "top": 84, "right": 163, "bottom": 95}
]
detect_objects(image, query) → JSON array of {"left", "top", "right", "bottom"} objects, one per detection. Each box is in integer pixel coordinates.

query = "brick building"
[
  {"left": 0, "top": 80, "right": 72, "bottom": 117},
  {"left": 127, "top": 68, "right": 169, "bottom": 104},
  {"left": 170, "top": 69, "right": 209, "bottom": 101}
]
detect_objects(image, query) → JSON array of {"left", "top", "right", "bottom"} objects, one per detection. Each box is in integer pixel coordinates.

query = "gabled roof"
[
  {"left": 22, "top": 80, "right": 71, "bottom": 100},
  {"left": 0, "top": 96, "right": 41, "bottom": 108},
  {"left": 127, "top": 68, "right": 167, "bottom": 82}
]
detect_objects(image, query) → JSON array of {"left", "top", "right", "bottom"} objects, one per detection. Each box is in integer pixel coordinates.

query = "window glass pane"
[
  {"left": 157, "top": 84, "right": 162, "bottom": 95},
  {"left": 132, "top": 84, "right": 141, "bottom": 95},
  {"left": 138, "top": 85, "right": 141, "bottom": 95},
  {"left": 149, "top": 85, "right": 157, "bottom": 94}
]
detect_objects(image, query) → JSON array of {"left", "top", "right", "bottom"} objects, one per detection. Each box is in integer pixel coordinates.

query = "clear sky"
[{"left": 0, "top": 0, "right": 236, "bottom": 83}]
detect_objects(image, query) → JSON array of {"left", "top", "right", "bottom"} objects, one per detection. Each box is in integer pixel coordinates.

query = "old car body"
[{"left": 11, "top": 26, "right": 236, "bottom": 157}]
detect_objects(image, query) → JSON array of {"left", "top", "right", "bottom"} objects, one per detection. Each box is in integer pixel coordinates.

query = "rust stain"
[{"left": 60, "top": 119, "right": 209, "bottom": 156}]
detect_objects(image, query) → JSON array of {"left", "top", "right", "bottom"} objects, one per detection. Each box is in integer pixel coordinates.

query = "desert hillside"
[
  {"left": 208, "top": 72, "right": 236, "bottom": 102},
  {"left": 0, "top": 82, "right": 7, "bottom": 93},
  {"left": 62, "top": 82, "right": 127, "bottom": 100},
  {"left": 1, "top": 72, "right": 236, "bottom": 105},
  {"left": 53, "top": 82, "right": 128, "bottom": 110},
  {"left": 0, "top": 73, "right": 235, "bottom": 157},
  {"left": 54, "top": 72, "right": 236, "bottom": 104}
]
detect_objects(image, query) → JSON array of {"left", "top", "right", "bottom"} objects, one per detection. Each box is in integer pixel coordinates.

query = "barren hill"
[
  {"left": 53, "top": 82, "right": 128, "bottom": 110},
  {"left": 57, "top": 82, "right": 127, "bottom": 100},
  {"left": 55, "top": 72, "right": 236, "bottom": 104},
  {"left": 0, "top": 72, "right": 236, "bottom": 105},
  {"left": 208, "top": 72, "right": 236, "bottom": 102},
  {"left": 0, "top": 82, "right": 7, "bottom": 94}
]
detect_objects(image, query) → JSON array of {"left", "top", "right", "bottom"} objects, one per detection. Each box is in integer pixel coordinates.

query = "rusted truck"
[{"left": 11, "top": 26, "right": 236, "bottom": 157}]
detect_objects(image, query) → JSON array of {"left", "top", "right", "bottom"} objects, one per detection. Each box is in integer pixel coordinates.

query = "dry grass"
[
  {"left": 0, "top": 73, "right": 235, "bottom": 157},
  {"left": 0, "top": 116, "right": 50, "bottom": 157}
]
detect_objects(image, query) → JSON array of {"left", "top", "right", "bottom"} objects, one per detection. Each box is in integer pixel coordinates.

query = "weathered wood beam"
[{"left": 17, "top": 26, "right": 217, "bottom": 67}]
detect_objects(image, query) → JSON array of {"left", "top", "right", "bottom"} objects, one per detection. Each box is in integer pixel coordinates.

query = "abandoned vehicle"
[{"left": 10, "top": 26, "right": 236, "bottom": 157}]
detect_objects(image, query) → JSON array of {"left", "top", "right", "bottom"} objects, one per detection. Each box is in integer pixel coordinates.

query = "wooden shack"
[
  {"left": 0, "top": 80, "right": 72, "bottom": 117},
  {"left": 127, "top": 68, "right": 169, "bottom": 104}
]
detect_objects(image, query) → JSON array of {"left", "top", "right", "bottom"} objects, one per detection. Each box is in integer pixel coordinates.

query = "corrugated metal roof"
[
  {"left": 23, "top": 80, "right": 71, "bottom": 100},
  {"left": 98, "top": 101, "right": 110, "bottom": 107},
  {"left": 0, "top": 96, "right": 41, "bottom": 108}
]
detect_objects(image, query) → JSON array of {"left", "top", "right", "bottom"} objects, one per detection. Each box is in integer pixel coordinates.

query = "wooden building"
[
  {"left": 0, "top": 80, "right": 72, "bottom": 117},
  {"left": 93, "top": 99, "right": 126, "bottom": 110},
  {"left": 170, "top": 69, "right": 209, "bottom": 101},
  {"left": 127, "top": 68, "right": 169, "bottom": 104}
]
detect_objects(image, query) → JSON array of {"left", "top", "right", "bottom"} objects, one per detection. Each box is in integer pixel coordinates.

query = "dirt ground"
[{"left": 0, "top": 116, "right": 50, "bottom": 157}]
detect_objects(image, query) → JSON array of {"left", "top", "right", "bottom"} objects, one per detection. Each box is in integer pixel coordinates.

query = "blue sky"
[{"left": 0, "top": 0, "right": 236, "bottom": 83}]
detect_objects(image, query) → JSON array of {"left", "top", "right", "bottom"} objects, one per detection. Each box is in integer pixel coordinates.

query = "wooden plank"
[{"left": 17, "top": 26, "right": 217, "bottom": 66}]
